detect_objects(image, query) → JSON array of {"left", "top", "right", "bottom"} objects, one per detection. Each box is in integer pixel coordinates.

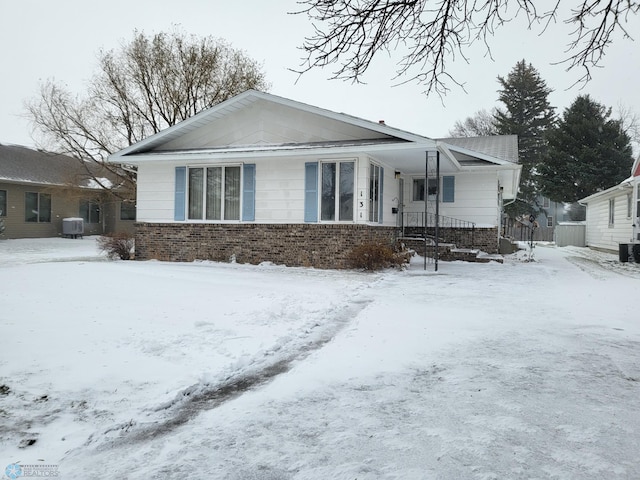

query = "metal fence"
[{"left": 399, "top": 212, "right": 476, "bottom": 248}]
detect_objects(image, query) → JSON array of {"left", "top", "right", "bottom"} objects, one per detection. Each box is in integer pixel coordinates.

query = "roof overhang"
[{"left": 579, "top": 176, "right": 635, "bottom": 204}]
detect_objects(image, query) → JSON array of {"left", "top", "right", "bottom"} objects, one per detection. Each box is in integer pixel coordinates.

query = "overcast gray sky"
[{"left": 1, "top": 0, "right": 639, "bottom": 154}]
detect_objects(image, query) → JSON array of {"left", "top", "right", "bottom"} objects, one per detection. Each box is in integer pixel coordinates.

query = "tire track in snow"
[{"left": 85, "top": 293, "right": 375, "bottom": 449}]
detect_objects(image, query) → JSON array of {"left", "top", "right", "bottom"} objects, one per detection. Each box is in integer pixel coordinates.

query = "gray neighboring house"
[{"left": 0, "top": 143, "right": 135, "bottom": 239}]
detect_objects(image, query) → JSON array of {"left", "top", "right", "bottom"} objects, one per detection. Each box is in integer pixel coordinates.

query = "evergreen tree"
[
  {"left": 494, "top": 60, "right": 556, "bottom": 217},
  {"left": 537, "top": 95, "right": 634, "bottom": 204}
]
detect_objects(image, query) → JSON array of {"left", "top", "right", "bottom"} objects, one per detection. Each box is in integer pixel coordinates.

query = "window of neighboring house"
[
  {"left": 321, "top": 161, "right": 354, "bottom": 221},
  {"left": 637, "top": 186, "right": 640, "bottom": 222},
  {"left": 627, "top": 193, "right": 632, "bottom": 219},
  {"left": 547, "top": 216, "right": 553, "bottom": 227},
  {"left": 188, "top": 166, "right": 241, "bottom": 220},
  {"left": 120, "top": 202, "right": 136, "bottom": 221},
  {"left": 369, "top": 164, "right": 381, "bottom": 223},
  {"left": 412, "top": 177, "right": 437, "bottom": 202},
  {"left": 0, "top": 189, "right": 6, "bottom": 216},
  {"left": 80, "top": 200, "right": 100, "bottom": 224},
  {"left": 25, "top": 192, "right": 51, "bottom": 223},
  {"left": 609, "top": 198, "right": 615, "bottom": 226},
  {"left": 542, "top": 197, "right": 550, "bottom": 208}
]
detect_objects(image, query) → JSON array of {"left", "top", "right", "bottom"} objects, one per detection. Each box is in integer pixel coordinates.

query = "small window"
[
  {"left": 0, "top": 189, "right": 6, "bottom": 216},
  {"left": 80, "top": 200, "right": 100, "bottom": 224},
  {"left": 412, "top": 178, "right": 437, "bottom": 202},
  {"left": 547, "top": 216, "right": 553, "bottom": 227},
  {"left": 369, "top": 164, "right": 381, "bottom": 223},
  {"left": 25, "top": 192, "right": 51, "bottom": 223},
  {"left": 627, "top": 193, "right": 632, "bottom": 219},
  {"left": 542, "top": 197, "right": 550, "bottom": 208},
  {"left": 609, "top": 198, "right": 615, "bottom": 226},
  {"left": 120, "top": 202, "right": 136, "bottom": 221}
]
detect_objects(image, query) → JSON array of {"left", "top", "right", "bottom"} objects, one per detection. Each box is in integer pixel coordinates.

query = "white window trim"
[
  {"left": 411, "top": 176, "right": 438, "bottom": 203},
  {"left": 369, "top": 162, "right": 381, "bottom": 223},
  {"left": 186, "top": 164, "right": 243, "bottom": 223},
  {"left": 318, "top": 158, "right": 356, "bottom": 223},
  {"left": 608, "top": 198, "right": 615, "bottom": 227}
]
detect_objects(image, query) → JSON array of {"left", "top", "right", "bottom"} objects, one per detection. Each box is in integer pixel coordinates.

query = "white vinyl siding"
[
  {"left": 584, "top": 188, "right": 634, "bottom": 251},
  {"left": 404, "top": 171, "right": 500, "bottom": 227}
]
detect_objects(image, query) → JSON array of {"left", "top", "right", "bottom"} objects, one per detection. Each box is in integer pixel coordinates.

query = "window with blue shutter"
[
  {"left": 242, "top": 164, "right": 256, "bottom": 221},
  {"left": 174, "top": 166, "right": 186, "bottom": 221},
  {"left": 442, "top": 176, "right": 455, "bottom": 203},
  {"left": 304, "top": 162, "right": 318, "bottom": 222}
]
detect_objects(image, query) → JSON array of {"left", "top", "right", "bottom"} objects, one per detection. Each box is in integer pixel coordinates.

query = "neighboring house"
[
  {"left": 503, "top": 195, "right": 570, "bottom": 242},
  {"left": 0, "top": 144, "right": 135, "bottom": 239},
  {"left": 108, "top": 90, "right": 521, "bottom": 268},
  {"left": 579, "top": 155, "right": 640, "bottom": 253}
]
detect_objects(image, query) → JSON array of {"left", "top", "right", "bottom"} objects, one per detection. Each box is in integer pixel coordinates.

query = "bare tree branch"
[
  {"left": 25, "top": 28, "right": 270, "bottom": 197},
  {"left": 294, "top": 0, "right": 638, "bottom": 95}
]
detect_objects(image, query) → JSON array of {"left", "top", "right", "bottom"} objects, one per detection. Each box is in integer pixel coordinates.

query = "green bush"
[
  {"left": 347, "top": 241, "right": 410, "bottom": 271},
  {"left": 97, "top": 232, "right": 135, "bottom": 260}
]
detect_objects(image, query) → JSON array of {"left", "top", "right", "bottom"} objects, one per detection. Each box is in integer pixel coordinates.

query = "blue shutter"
[
  {"left": 174, "top": 167, "right": 186, "bottom": 221},
  {"left": 304, "top": 162, "right": 318, "bottom": 222},
  {"left": 242, "top": 164, "right": 256, "bottom": 221},
  {"left": 443, "top": 176, "right": 455, "bottom": 203},
  {"left": 378, "top": 167, "right": 384, "bottom": 224}
]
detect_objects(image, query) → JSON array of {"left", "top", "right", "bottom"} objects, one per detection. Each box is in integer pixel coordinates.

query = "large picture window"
[
  {"left": 25, "top": 192, "right": 51, "bottom": 223},
  {"left": 188, "top": 166, "right": 241, "bottom": 221},
  {"left": 321, "top": 161, "right": 354, "bottom": 221}
]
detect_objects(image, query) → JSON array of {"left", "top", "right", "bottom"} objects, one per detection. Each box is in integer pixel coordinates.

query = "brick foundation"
[
  {"left": 400, "top": 226, "right": 499, "bottom": 254},
  {"left": 135, "top": 223, "right": 399, "bottom": 269},
  {"left": 134, "top": 223, "right": 499, "bottom": 269}
]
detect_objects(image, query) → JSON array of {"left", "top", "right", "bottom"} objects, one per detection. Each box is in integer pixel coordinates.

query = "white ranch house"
[
  {"left": 580, "top": 155, "right": 640, "bottom": 257},
  {"left": 109, "top": 90, "right": 521, "bottom": 268}
]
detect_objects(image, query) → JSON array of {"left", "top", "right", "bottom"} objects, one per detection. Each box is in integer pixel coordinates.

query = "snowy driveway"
[{"left": 1, "top": 238, "right": 640, "bottom": 479}]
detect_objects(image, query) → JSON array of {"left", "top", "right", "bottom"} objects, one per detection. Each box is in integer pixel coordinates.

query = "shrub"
[
  {"left": 97, "top": 232, "right": 135, "bottom": 260},
  {"left": 347, "top": 241, "right": 410, "bottom": 271}
]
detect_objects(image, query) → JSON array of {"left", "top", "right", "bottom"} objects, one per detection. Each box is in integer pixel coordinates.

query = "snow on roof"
[{"left": 0, "top": 143, "right": 106, "bottom": 189}]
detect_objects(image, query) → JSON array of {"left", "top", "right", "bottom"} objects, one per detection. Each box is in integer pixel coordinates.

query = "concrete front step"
[{"left": 399, "top": 237, "right": 504, "bottom": 264}]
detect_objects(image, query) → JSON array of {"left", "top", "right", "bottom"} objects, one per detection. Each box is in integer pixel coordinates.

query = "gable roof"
[
  {"left": 110, "top": 89, "right": 432, "bottom": 160},
  {"left": 107, "top": 90, "right": 522, "bottom": 199},
  {"left": 439, "top": 135, "right": 519, "bottom": 164},
  {"left": 0, "top": 143, "right": 104, "bottom": 189}
]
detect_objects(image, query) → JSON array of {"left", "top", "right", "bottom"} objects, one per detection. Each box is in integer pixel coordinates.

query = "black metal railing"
[{"left": 398, "top": 212, "right": 476, "bottom": 249}]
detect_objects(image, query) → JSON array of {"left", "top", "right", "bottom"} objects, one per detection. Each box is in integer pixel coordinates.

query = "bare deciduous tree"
[
  {"left": 448, "top": 109, "right": 498, "bottom": 137},
  {"left": 616, "top": 103, "right": 640, "bottom": 156},
  {"left": 295, "top": 0, "right": 638, "bottom": 96},
  {"left": 26, "top": 29, "right": 269, "bottom": 196}
]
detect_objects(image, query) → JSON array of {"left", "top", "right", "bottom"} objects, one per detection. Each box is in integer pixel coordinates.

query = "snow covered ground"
[{"left": 1, "top": 237, "right": 639, "bottom": 479}]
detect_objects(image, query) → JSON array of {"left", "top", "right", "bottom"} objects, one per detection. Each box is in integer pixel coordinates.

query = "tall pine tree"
[
  {"left": 494, "top": 60, "right": 556, "bottom": 217},
  {"left": 537, "top": 94, "right": 634, "bottom": 204}
]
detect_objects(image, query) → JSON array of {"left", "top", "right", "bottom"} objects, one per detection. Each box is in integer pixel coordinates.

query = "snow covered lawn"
[{"left": 1, "top": 237, "right": 639, "bottom": 479}]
